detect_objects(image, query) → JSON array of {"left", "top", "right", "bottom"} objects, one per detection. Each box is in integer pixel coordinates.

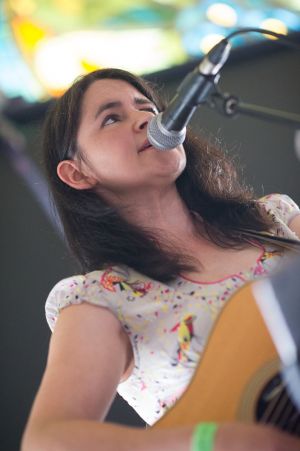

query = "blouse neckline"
[{"left": 178, "top": 241, "right": 267, "bottom": 285}]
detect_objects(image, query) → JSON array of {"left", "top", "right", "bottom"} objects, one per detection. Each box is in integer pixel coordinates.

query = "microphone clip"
[{"left": 209, "top": 91, "right": 300, "bottom": 127}]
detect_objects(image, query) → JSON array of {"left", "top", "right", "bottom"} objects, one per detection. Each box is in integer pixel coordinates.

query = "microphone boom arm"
[{"left": 209, "top": 91, "right": 300, "bottom": 127}]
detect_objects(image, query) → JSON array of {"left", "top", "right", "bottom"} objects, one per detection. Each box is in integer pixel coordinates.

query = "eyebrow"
[{"left": 94, "top": 97, "right": 156, "bottom": 120}]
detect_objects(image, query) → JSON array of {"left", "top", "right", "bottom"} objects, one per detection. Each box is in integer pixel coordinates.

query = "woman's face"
[{"left": 75, "top": 78, "right": 186, "bottom": 200}]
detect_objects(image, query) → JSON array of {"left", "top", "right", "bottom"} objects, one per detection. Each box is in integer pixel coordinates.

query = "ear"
[{"left": 57, "top": 160, "right": 97, "bottom": 190}]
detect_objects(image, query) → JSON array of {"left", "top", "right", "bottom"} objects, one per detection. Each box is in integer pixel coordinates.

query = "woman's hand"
[{"left": 215, "top": 423, "right": 300, "bottom": 451}]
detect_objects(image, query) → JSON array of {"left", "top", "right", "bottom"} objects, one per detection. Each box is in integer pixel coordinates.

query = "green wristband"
[{"left": 191, "top": 422, "right": 218, "bottom": 451}]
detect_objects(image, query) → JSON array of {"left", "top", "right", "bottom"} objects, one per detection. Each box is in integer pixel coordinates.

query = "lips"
[{"left": 139, "top": 139, "right": 152, "bottom": 152}]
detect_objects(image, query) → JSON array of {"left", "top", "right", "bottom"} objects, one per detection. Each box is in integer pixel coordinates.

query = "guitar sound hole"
[{"left": 256, "top": 373, "right": 300, "bottom": 436}]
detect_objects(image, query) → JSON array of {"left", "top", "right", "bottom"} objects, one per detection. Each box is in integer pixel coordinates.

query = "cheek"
[
  {"left": 85, "top": 138, "right": 135, "bottom": 172},
  {"left": 164, "top": 146, "right": 186, "bottom": 178},
  {"left": 87, "top": 149, "right": 141, "bottom": 189},
  {"left": 178, "top": 147, "right": 187, "bottom": 173}
]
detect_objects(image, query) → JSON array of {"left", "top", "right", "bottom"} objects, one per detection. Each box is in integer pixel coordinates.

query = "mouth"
[{"left": 138, "top": 139, "right": 153, "bottom": 153}]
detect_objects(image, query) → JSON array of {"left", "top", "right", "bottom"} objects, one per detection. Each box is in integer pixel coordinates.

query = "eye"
[
  {"left": 102, "top": 114, "right": 120, "bottom": 127},
  {"left": 142, "top": 106, "right": 158, "bottom": 115}
]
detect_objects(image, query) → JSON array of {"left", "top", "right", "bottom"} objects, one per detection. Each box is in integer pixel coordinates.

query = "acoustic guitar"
[{"left": 155, "top": 280, "right": 300, "bottom": 436}]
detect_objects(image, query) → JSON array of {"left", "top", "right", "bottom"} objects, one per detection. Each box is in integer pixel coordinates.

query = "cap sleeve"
[
  {"left": 45, "top": 267, "right": 131, "bottom": 332},
  {"left": 258, "top": 194, "right": 300, "bottom": 240},
  {"left": 259, "top": 194, "right": 300, "bottom": 225}
]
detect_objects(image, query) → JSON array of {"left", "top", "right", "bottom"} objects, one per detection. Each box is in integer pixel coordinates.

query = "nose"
[{"left": 132, "top": 110, "right": 153, "bottom": 132}]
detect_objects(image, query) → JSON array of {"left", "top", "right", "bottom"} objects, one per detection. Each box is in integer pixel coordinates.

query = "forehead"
[{"left": 80, "top": 78, "right": 148, "bottom": 116}]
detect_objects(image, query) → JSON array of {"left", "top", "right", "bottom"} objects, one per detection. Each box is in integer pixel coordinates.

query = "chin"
[{"left": 149, "top": 147, "right": 186, "bottom": 179}]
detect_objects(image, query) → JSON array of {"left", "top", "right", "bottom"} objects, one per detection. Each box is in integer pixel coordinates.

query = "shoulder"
[
  {"left": 45, "top": 266, "right": 157, "bottom": 332},
  {"left": 258, "top": 193, "right": 300, "bottom": 224},
  {"left": 258, "top": 193, "right": 300, "bottom": 239}
]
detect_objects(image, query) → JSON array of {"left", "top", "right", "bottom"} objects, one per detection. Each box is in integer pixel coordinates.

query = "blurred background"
[{"left": 0, "top": 0, "right": 300, "bottom": 449}]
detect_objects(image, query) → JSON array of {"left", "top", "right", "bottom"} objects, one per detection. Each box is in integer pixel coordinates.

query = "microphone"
[{"left": 147, "top": 39, "right": 231, "bottom": 150}]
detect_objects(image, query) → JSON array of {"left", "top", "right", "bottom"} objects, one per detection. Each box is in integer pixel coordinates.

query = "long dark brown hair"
[{"left": 43, "top": 68, "right": 272, "bottom": 282}]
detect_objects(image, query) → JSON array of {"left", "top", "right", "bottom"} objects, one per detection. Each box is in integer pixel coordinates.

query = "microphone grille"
[{"left": 147, "top": 114, "right": 186, "bottom": 151}]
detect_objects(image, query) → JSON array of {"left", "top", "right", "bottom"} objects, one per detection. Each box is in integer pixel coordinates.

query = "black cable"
[
  {"left": 224, "top": 27, "right": 300, "bottom": 52},
  {"left": 205, "top": 28, "right": 300, "bottom": 127}
]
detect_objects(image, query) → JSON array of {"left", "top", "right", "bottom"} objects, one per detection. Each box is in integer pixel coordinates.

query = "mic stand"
[{"left": 208, "top": 90, "right": 300, "bottom": 127}]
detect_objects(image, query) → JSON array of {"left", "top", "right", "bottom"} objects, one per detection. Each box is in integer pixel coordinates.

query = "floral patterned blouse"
[{"left": 45, "top": 194, "right": 300, "bottom": 425}]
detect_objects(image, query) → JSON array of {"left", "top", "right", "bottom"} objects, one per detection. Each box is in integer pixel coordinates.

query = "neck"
[{"left": 104, "top": 184, "right": 200, "bottom": 245}]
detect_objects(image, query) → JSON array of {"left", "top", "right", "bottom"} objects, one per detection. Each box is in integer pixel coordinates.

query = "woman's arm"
[
  {"left": 21, "top": 302, "right": 300, "bottom": 451},
  {"left": 21, "top": 303, "right": 193, "bottom": 451}
]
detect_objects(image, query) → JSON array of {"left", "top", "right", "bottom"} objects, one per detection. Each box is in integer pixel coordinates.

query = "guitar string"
[
  {"left": 277, "top": 396, "right": 296, "bottom": 429},
  {"left": 287, "top": 409, "right": 300, "bottom": 435},
  {"left": 287, "top": 413, "right": 298, "bottom": 435},
  {"left": 259, "top": 383, "right": 300, "bottom": 435},
  {"left": 266, "top": 388, "right": 289, "bottom": 426},
  {"left": 289, "top": 411, "right": 300, "bottom": 436},
  {"left": 273, "top": 391, "right": 291, "bottom": 425},
  {"left": 260, "top": 383, "right": 298, "bottom": 431},
  {"left": 275, "top": 390, "right": 300, "bottom": 435},
  {"left": 276, "top": 393, "right": 298, "bottom": 434},
  {"left": 260, "top": 382, "right": 285, "bottom": 424}
]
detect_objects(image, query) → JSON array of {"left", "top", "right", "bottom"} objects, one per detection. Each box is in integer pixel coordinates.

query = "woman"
[{"left": 22, "top": 68, "right": 300, "bottom": 450}]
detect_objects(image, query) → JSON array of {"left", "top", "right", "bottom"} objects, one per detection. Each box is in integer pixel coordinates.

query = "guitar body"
[{"left": 155, "top": 282, "right": 299, "bottom": 433}]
